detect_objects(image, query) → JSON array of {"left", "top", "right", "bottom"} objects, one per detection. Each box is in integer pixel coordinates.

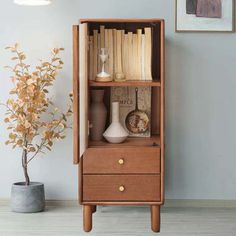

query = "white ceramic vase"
[{"left": 103, "top": 102, "right": 128, "bottom": 144}]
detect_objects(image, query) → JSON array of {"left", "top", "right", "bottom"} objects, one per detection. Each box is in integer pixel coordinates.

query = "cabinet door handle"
[
  {"left": 118, "top": 158, "right": 124, "bottom": 165},
  {"left": 119, "top": 186, "right": 125, "bottom": 192}
]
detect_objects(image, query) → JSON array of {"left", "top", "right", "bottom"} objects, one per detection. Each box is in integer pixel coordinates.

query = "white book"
[
  {"left": 97, "top": 33, "right": 101, "bottom": 74},
  {"left": 144, "top": 27, "right": 152, "bottom": 81},
  {"left": 108, "top": 29, "right": 114, "bottom": 78},
  {"left": 100, "top": 25, "right": 105, "bottom": 48},
  {"left": 127, "top": 32, "right": 133, "bottom": 80},
  {"left": 93, "top": 30, "right": 98, "bottom": 79},
  {"left": 137, "top": 29, "right": 142, "bottom": 80},
  {"left": 113, "top": 29, "right": 117, "bottom": 75},
  {"left": 122, "top": 34, "right": 129, "bottom": 80},
  {"left": 89, "top": 36, "right": 94, "bottom": 80},
  {"left": 116, "top": 30, "right": 123, "bottom": 74},
  {"left": 105, "top": 29, "right": 109, "bottom": 72},
  {"left": 141, "top": 34, "right": 145, "bottom": 81},
  {"left": 132, "top": 33, "right": 138, "bottom": 80}
]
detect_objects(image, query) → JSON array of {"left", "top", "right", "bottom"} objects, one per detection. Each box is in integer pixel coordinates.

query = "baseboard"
[
  {"left": 1, "top": 199, "right": 236, "bottom": 208},
  {"left": 165, "top": 199, "right": 236, "bottom": 208}
]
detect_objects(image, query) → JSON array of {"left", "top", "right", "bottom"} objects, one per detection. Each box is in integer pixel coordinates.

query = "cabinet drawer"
[
  {"left": 83, "top": 147, "right": 160, "bottom": 174},
  {"left": 83, "top": 175, "right": 160, "bottom": 201}
]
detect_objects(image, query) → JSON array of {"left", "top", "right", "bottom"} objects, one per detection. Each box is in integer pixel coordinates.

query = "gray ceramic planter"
[{"left": 11, "top": 182, "right": 45, "bottom": 213}]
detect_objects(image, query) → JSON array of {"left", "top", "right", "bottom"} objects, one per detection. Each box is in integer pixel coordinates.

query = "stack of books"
[{"left": 88, "top": 25, "right": 153, "bottom": 81}]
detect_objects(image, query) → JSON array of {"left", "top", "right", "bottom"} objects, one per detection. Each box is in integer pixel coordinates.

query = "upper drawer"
[{"left": 83, "top": 147, "right": 160, "bottom": 174}]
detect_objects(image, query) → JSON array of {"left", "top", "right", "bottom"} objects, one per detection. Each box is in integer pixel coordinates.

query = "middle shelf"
[
  {"left": 89, "top": 80, "right": 161, "bottom": 87},
  {"left": 88, "top": 135, "right": 160, "bottom": 148}
]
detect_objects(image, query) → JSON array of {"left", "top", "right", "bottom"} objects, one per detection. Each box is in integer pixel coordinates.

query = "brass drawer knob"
[
  {"left": 119, "top": 186, "right": 125, "bottom": 192},
  {"left": 118, "top": 158, "right": 124, "bottom": 165}
]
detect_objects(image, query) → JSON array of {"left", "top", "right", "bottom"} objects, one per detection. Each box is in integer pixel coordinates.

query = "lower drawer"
[{"left": 83, "top": 175, "right": 160, "bottom": 201}]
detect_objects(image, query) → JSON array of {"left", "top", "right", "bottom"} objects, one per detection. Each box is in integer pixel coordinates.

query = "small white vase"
[{"left": 103, "top": 102, "right": 128, "bottom": 144}]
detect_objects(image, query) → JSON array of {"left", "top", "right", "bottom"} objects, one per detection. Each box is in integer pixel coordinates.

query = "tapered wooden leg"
[
  {"left": 91, "top": 205, "right": 97, "bottom": 213},
  {"left": 83, "top": 205, "right": 93, "bottom": 232},
  {"left": 151, "top": 205, "right": 160, "bottom": 232}
]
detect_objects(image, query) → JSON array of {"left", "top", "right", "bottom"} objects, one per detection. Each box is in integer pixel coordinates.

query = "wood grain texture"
[
  {"left": 83, "top": 175, "right": 160, "bottom": 201},
  {"left": 160, "top": 20, "right": 165, "bottom": 204},
  {"left": 79, "top": 23, "right": 89, "bottom": 158},
  {"left": 151, "top": 205, "right": 160, "bottom": 232},
  {"left": 83, "top": 205, "right": 92, "bottom": 232},
  {"left": 75, "top": 19, "right": 165, "bottom": 232},
  {"left": 88, "top": 135, "right": 160, "bottom": 148},
  {"left": 83, "top": 147, "right": 160, "bottom": 174},
  {"left": 89, "top": 80, "right": 161, "bottom": 87},
  {"left": 80, "top": 18, "right": 165, "bottom": 23},
  {"left": 72, "top": 25, "right": 79, "bottom": 165}
]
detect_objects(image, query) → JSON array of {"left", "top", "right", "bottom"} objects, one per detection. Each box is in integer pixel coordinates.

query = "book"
[
  {"left": 132, "top": 33, "right": 138, "bottom": 80},
  {"left": 100, "top": 25, "right": 105, "bottom": 48},
  {"left": 122, "top": 33, "right": 129, "bottom": 80},
  {"left": 105, "top": 29, "right": 109, "bottom": 72},
  {"left": 144, "top": 27, "right": 152, "bottom": 81},
  {"left": 97, "top": 33, "right": 101, "bottom": 73},
  {"left": 136, "top": 29, "right": 142, "bottom": 80},
  {"left": 110, "top": 87, "right": 151, "bottom": 137},
  {"left": 89, "top": 36, "right": 94, "bottom": 80},
  {"left": 141, "top": 34, "right": 145, "bottom": 81},
  {"left": 116, "top": 30, "right": 123, "bottom": 75},
  {"left": 127, "top": 32, "right": 133, "bottom": 80},
  {"left": 108, "top": 29, "right": 114, "bottom": 78},
  {"left": 113, "top": 29, "right": 117, "bottom": 76},
  {"left": 93, "top": 30, "right": 98, "bottom": 78}
]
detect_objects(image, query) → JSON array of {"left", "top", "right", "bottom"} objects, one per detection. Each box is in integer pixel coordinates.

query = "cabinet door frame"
[
  {"left": 73, "top": 23, "right": 89, "bottom": 164},
  {"left": 73, "top": 25, "right": 80, "bottom": 164}
]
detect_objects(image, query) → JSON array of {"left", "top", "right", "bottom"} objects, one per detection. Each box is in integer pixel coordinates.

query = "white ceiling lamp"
[{"left": 14, "top": 0, "right": 52, "bottom": 6}]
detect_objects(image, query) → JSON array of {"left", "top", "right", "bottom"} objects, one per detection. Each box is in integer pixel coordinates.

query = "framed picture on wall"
[{"left": 175, "top": 0, "right": 235, "bottom": 32}]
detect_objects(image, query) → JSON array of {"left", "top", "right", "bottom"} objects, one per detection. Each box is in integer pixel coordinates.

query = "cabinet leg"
[
  {"left": 83, "top": 205, "right": 93, "bottom": 232},
  {"left": 151, "top": 205, "right": 160, "bottom": 232},
  {"left": 91, "top": 205, "right": 97, "bottom": 213}
]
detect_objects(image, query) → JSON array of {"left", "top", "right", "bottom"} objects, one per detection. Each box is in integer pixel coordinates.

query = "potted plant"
[{"left": 2, "top": 44, "right": 72, "bottom": 213}]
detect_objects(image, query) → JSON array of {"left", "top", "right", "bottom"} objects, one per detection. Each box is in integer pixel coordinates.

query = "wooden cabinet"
[{"left": 73, "top": 18, "right": 165, "bottom": 233}]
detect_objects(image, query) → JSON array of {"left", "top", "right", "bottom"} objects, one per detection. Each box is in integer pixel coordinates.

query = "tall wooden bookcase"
[{"left": 73, "top": 19, "right": 165, "bottom": 233}]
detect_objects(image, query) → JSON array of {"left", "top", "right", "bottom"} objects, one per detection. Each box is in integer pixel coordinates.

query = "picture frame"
[{"left": 175, "top": 0, "right": 235, "bottom": 32}]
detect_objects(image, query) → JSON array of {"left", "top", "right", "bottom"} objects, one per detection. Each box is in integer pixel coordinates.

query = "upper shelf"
[
  {"left": 80, "top": 18, "right": 164, "bottom": 23},
  {"left": 89, "top": 80, "right": 161, "bottom": 87}
]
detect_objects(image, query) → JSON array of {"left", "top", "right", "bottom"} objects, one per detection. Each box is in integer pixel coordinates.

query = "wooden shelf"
[
  {"left": 80, "top": 18, "right": 164, "bottom": 23},
  {"left": 88, "top": 135, "right": 160, "bottom": 148},
  {"left": 89, "top": 80, "right": 161, "bottom": 87}
]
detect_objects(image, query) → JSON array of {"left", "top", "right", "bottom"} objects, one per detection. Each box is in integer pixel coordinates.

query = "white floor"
[{"left": 0, "top": 203, "right": 236, "bottom": 236}]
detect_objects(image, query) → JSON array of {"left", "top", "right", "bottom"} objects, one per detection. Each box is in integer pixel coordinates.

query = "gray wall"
[{"left": 0, "top": 0, "right": 235, "bottom": 200}]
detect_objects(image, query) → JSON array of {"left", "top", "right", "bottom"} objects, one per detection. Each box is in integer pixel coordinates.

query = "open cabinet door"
[
  {"left": 73, "top": 25, "right": 80, "bottom": 164},
  {"left": 73, "top": 23, "right": 89, "bottom": 164},
  {"left": 79, "top": 23, "right": 89, "bottom": 159}
]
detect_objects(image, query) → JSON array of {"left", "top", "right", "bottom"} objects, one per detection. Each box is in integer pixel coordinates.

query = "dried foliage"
[{"left": 2, "top": 44, "right": 72, "bottom": 185}]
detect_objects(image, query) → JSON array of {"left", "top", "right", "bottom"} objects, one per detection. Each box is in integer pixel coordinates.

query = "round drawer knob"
[
  {"left": 118, "top": 158, "right": 124, "bottom": 165},
  {"left": 119, "top": 186, "right": 125, "bottom": 192}
]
